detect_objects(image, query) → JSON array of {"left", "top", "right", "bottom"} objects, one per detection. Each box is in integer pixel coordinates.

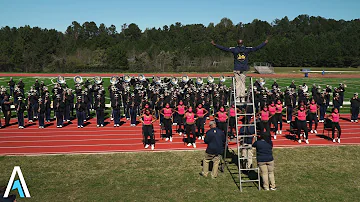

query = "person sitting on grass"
[
  {"left": 252, "top": 131, "right": 276, "bottom": 191},
  {"left": 200, "top": 121, "right": 226, "bottom": 179}
]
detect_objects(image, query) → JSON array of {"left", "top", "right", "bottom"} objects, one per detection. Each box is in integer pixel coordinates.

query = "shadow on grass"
[{"left": 223, "top": 148, "right": 260, "bottom": 190}]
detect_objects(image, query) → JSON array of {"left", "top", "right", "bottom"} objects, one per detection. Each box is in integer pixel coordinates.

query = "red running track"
[{"left": 0, "top": 114, "right": 360, "bottom": 156}]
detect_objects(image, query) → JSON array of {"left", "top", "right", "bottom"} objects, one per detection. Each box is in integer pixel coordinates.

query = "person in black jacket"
[
  {"left": 350, "top": 93, "right": 360, "bottom": 123},
  {"left": 75, "top": 96, "right": 86, "bottom": 128},
  {"left": 2, "top": 95, "right": 12, "bottom": 127},
  {"left": 252, "top": 131, "right": 276, "bottom": 191},
  {"left": 200, "top": 121, "right": 226, "bottom": 179},
  {"left": 16, "top": 97, "right": 26, "bottom": 129},
  {"left": 95, "top": 94, "right": 105, "bottom": 127},
  {"left": 37, "top": 98, "right": 46, "bottom": 128},
  {"left": 112, "top": 93, "right": 122, "bottom": 127},
  {"left": 8, "top": 77, "right": 15, "bottom": 98},
  {"left": 54, "top": 94, "right": 65, "bottom": 128}
]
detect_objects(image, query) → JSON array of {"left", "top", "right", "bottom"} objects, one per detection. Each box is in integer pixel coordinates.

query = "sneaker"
[
  {"left": 59, "top": 125, "right": 62, "bottom": 128},
  {"left": 298, "top": 139, "right": 302, "bottom": 144},
  {"left": 351, "top": 120, "right": 354, "bottom": 123},
  {"left": 310, "top": 130, "right": 314, "bottom": 134},
  {"left": 264, "top": 188, "right": 270, "bottom": 191},
  {"left": 111, "top": 118, "right": 114, "bottom": 121},
  {"left": 337, "top": 139, "right": 340, "bottom": 143},
  {"left": 305, "top": 139, "right": 309, "bottom": 144},
  {"left": 101, "top": 124, "right": 104, "bottom": 127},
  {"left": 114, "top": 124, "right": 116, "bottom": 127},
  {"left": 117, "top": 124, "right": 120, "bottom": 127},
  {"left": 144, "top": 144, "right": 149, "bottom": 149},
  {"left": 18, "top": 126, "right": 21, "bottom": 129},
  {"left": 276, "top": 131, "right": 279, "bottom": 134},
  {"left": 97, "top": 125, "right": 100, "bottom": 127},
  {"left": 126, "top": 118, "right": 130, "bottom": 120},
  {"left": 39, "top": 126, "right": 41, "bottom": 129},
  {"left": 179, "top": 132, "right": 182, "bottom": 136},
  {"left": 356, "top": 120, "right": 358, "bottom": 123},
  {"left": 57, "top": 126, "right": 60, "bottom": 128},
  {"left": 333, "top": 139, "right": 336, "bottom": 143},
  {"left": 287, "top": 121, "right": 291, "bottom": 124},
  {"left": 78, "top": 126, "right": 80, "bottom": 128},
  {"left": 151, "top": 145, "right": 155, "bottom": 150},
  {"left": 314, "top": 130, "right": 317, "bottom": 134},
  {"left": 274, "top": 135, "right": 277, "bottom": 140},
  {"left": 81, "top": 125, "right": 83, "bottom": 128},
  {"left": 198, "top": 137, "right": 201, "bottom": 140},
  {"left": 170, "top": 137, "right": 173, "bottom": 142},
  {"left": 270, "top": 187, "right": 277, "bottom": 191},
  {"left": 193, "top": 143, "right": 196, "bottom": 148},
  {"left": 187, "top": 143, "right": 192, "bottom": 147},
  {"left": 279, "top": 130, "right": 282, "bottom": 135},
  {"left": 165, "top": 138, "right": 169, "bottom": 141},
  {"left": 201, "top": 136, "right": 205, "bottom": 140}
]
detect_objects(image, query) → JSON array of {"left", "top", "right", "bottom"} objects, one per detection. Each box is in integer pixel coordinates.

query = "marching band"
[{"left": 0, "top": 75, "right": 359, "bottom": 147}]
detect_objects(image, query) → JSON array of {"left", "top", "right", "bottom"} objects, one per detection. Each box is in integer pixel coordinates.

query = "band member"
[
  {"left": 75, "top": 96, "right": 86, "bottom": 128},
  {"left": 328, "top": 108, "right": 341, "bottom": 143},
  {"left": 319, "top": 92, "right": 327, "bottom": 122},
  {"left": 308, "top": 99, "right": 319, "bottom": 134},
  {"left": 274, "top": 99, "right": 283, "bottom": 138},
  {"left": 26, "top": 93, "right": 34, "bottom": 123},
  {"left": 129, "top": 93, "right": 139, "bottom": 126},
  {"left": 195, "top": 103, "right": 208, "bottom": 140},
  {"left": 296, "top": 105, "right": 309, "bottom": 144},
  {"left": 112, "top": 94, "right": 122, "bottom": 127},
  {"left": 64, "top": 89, "right": 73, "bottom": 122},
  {"left": 268, "top": 101, "right": 276, "bottom": 137},
  {"left": 185, "top": 107, "right": 197, "bottom": 148},
  {"left": 44, "top": 93, "right": 51, "bottom": 123},
  {"left": 333, "top": 93, "right": 341, "bottom": 112},
  {"left": 8, "top": 77, "right": 15, "bottom": 97},
  {"left": 139, "top": 109, "right": 156, "bottom": 150},
  {"left": 285, "top": 91, "right": 295, "bottom": 123},
  {"left": 16, "top": 97, "right": 26, "bottom": 129},
  {"left": 215, "top": 106, "right": 228, "bottom": 135},
  {"left": 95, "top": 94, "right": 105, "bottom": 127},
  {"left": 350, "top": 93, "right": 360, "bottom": 123},
  {"left": 37, "top": 98, "right": 46, "bottom": 129},
  {"left": 54, "top": 94, "right": 65, "bottom": 128},
  {"left": 176, "top": 100, "right": 186, "bottom": 136},
  {"left": 2, "top": 95, "right": 12, "bottom": 126},
  {"left": 160, "top": 103, "right": 174, "bottom": 142}
]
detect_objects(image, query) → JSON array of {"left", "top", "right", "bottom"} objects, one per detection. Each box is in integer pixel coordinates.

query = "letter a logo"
[{"left": 4, "top": 166, "right": 31, "bottom": 198}]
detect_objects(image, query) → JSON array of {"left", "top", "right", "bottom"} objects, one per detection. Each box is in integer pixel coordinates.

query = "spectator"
[
  {"left": 200, "top": 121, "right": 226, "bottom": 179},
  {"left": 0, "top": 186, "right": 17, "bottom": 202},
  {"left": 252, "top": 132, "right": 276, "bottom": 191}
]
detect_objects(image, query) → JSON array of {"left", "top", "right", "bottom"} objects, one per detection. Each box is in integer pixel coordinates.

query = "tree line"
[{"left": 0, "top": 15, "right": 359, "bottom": 73}]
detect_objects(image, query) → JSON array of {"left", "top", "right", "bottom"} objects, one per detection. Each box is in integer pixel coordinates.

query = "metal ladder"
[{"left": 225, "top": 76, "right": 260, "bottom": 192}]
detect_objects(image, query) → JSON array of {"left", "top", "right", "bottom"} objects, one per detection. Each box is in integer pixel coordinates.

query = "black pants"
[
  {"left": 297, "top": 120, "right": 308, "bottom": 139},
  {"left": 96, "top": 109, "right": 104, "bottom": 125},
  {"left": 259, "top": 121, "right": 270, "bottom": 134},
  {"left": 177, "top": 114, "right": 185, "bottom": 132},
  {"left": 143, "top": 125, "right": 155, "bottom": 145},
  {"left": 4, "top": 111, "right": 11, "bottom": 125},
  {"left": 113, "top": 109, "right": 121, "bottom": 124},
  {"left": 56, "top": 111, "right": 63, "bottom": 126},
  {"left": 308, "top": 112, "right": 318, "bottom": 130},
  {"left": 274, "top": 113, "right": 283, "bottom": 131},
  {"left": 229, "top": 117, "right": 236, "bottom": 136},
  {"left": 217, "top": 121, "right": 227, "bottom": 135},
  {"left": 196, "top": 117, "right": 205, "bottom": 137},
  {"left": 38, "top": 113, "right": 45, "bottom": 127},
  {"left": 331, "top": 122, "right": 341, "bottom": 139},
  {"left": 186, "top": 124, "right": 196, "bottom": 143},
  {"left": 17, "top": 112, "right": 24, "bottom": 127},
  {"left": 163, "top": 118, "right": 173, "bottom": 138},
  {"left": 351, "top": 107, "right": 359, "bottom": 121}
]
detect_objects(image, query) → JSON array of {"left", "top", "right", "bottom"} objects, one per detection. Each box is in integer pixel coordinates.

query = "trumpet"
[
  {"left": 154, "top": 76, "right": 162, "bottom": 85},
  {"left": 74, "top": 75, "right": 83, "bottom": 84},
  {"left": 57, "top": 75, "right": 66, "bottom": 84},
  {"left": 219, "top": 75, "right": 226, "bottom": 83},
  {"left": 110, "top": 76, "right": 119, "bottom": 85},
  {"left": 207, "top": 75, "right": 214, "bottom": 83},
  {"left": 94, "top": 76, "right": 102, "bottom": 85}
]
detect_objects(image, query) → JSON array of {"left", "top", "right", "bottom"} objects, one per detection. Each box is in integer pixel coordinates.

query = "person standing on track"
[
  {"left": 308, "top": 99, "right": 319, "bottom": 134},
  {"left": 195, "top": 103, "right": 208, "bottom": 140},
  {"left": 350, "top": 93, "right": 360, "bottom": 123},
  {"left": 160, "top": 103, "right": 174, "bottom": 142},
  {"left": 211, "top": 39, "right": 268, "bottom": 102},
  {"left": 16, "top": 96, "right": 26, "bottom": 129},
  {"left": 295, "top": 105, "right": 309, "bottom": 144},
  {"left": 215, "top": 106, "right": 228, "bottom": 135},
  {"left": 139, "top": 109, "right": 156, "bottom": 150},
  {"left": 185, "top": 106, "right": 197, "bottom": 148},
  {"left": 37, "top": 98, "right": 46, "bottom": 129},
  {"left": 75, "top": 96, "right": 86, "bottom": 128},
  {"left": 274, "top": 99, "right": 283, "bottom": 138},
  {"left": 328, "top": 108, "right": 341, "bottom": 143},
  {"left": 176, "top": 100, "right": 186, "bottom": 136}
]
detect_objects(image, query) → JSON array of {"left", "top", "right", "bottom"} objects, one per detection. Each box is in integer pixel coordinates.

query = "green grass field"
[{"left": 1, "top": 146, "right": 359, "bottom": 201}]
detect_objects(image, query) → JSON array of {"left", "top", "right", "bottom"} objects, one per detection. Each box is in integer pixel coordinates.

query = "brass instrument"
[
  {"left": 123, "top": 75, "right": 132, "bottom": 83},
  {"left": 94, "top": 76, "right": 102, "bottom": 85},
  {"left": 110, "top": 76, "right": 119, "bottom": 85},
  {"left": 74, "top": 75, "right": 83, "bottom": 84},
  {"left": 181, "top": 75, "right": 189, "bottom": 83},
  {"left": 57, "top": 75, "right": 66, "bottom": 84},
  {"left": 196, "top": 77, "right": 203, "bottom": 85},
  {"left": 154, "top": 76, "right": 162, "bottom": 85},
  {"left": 138, "top": 74, "right": 146, "bottom": 82},
  {"left": 170, "top": 77, "right": 178, "bottom": 85},
  {"left": 219, "top": 75, "right": 226, "bottom": 83},
  {"left": 207, "top": 75, "right": 214, "bottom": 83}
]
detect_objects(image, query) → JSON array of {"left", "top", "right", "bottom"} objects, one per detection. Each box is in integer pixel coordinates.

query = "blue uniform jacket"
[
  {"left": 215, "top": 42, "right": 266, "bottom": 71},
  {"left": 204, "top": 128, "right": 226, "bottom": 155}
]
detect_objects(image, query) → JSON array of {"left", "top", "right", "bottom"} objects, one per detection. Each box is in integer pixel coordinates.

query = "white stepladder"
[{"left": 224, "top": 76, "right": 261, "bottom": 192}]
